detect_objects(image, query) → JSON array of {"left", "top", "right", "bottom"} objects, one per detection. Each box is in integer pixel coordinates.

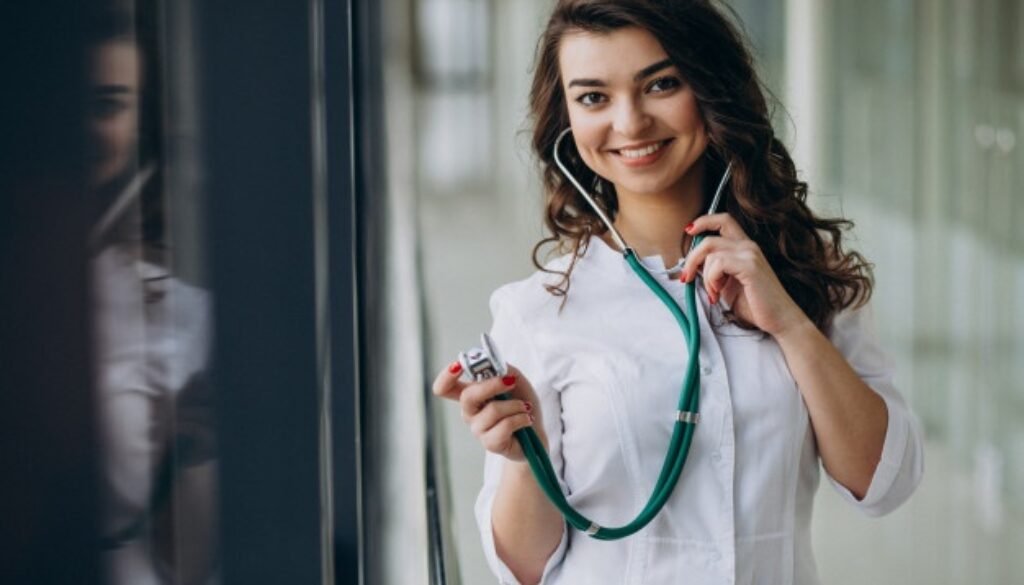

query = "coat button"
[{"left": 701, "top": 365, "right": 712, "bottom": 376}]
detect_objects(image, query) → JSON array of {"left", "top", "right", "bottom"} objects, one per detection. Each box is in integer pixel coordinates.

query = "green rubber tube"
[{"left": 499, "top": 247, "right": 703, "bottom": 540}]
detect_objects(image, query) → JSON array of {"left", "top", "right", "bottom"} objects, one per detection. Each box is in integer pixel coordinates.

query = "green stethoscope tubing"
[
  {"left": 492, "top": 128, "right": 733, "bottom": 540},
  {"left": 498, "top": 249, "right": 702, "bottom": 540}
]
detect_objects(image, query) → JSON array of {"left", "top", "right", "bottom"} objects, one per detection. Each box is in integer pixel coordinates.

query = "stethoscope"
[{"left": 459, "top": 128, "right": 733, "bottom": 541}]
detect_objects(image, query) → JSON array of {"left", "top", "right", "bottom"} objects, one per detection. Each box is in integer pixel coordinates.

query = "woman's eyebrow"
[
  {"left": 633, "top": 58, "right": 674, "bottom": 81},
  {"left": 92, "top": 85, "right": 133, "bottom": 95},
  {"left": 566, "top": 58, "right": 675, "bottom": 88}
]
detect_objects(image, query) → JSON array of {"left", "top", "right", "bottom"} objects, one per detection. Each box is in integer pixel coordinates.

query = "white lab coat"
[
  {"left": 92, "top": 169, "right": 214, "bottom": 585},
  {"left": 93, "top": 241, "right": 213, "bottom": 585},
  {"left": 475, "top": 236, "right": 924, "bottom": 585}
]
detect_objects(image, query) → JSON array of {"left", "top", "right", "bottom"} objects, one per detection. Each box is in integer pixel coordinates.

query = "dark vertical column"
[
  {"left": 0, "top": 2, "right": 100, "bottom": 584},
  {"left": 321, "top": 0, "right": 363, "bottom": 583},
  {"left": 196, "top": 0, "right": 339, "bottom": 582},
  {"left": 347, "top": 0, "right": 388, "bottom": 580}
]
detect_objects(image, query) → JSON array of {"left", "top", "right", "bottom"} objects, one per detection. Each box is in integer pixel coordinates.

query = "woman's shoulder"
[{"left": 489, "top": 250, "right": 577, "bottom": 322}]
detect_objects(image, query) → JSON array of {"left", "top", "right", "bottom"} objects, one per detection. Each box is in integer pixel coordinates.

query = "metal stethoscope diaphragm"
[{"left": 457, "top": 333, "right": 507, "bottom": 382}]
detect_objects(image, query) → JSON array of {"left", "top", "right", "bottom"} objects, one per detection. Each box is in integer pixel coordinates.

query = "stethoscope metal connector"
[{"left": 457, "top": 333, "right": 507, "bottom": 382}]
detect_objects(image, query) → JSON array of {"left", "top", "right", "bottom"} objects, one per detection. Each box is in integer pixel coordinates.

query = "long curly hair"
[{"left": 529, "top": 0, "right": 872, "bottom": 330}]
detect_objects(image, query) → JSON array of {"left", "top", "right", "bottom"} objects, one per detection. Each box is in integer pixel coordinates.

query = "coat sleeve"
[
  {"left": 474, "top": 285, "right": 569, "bottom": 584},
  {"left": 824, "top": 302, "right": 925, "bottom": 517}
]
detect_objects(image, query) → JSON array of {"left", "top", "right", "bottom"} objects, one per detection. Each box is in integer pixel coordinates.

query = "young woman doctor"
[{"left": 432, "top": 1, "right": 924, "bottom": 583}]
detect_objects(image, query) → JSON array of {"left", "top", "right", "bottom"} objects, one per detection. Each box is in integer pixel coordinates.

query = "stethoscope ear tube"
[{"left": 552, "top": 127, "right": 629, "bottom": 252}]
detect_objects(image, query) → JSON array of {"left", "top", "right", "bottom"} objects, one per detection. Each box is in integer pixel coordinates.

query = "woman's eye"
[
  {"left": 89, "top": 96, "right": 129, "bottom": 119},
  {"left": 647, "top": 76, "right": 682, "bottom": 93},
  {"left": 575, "top": 92, "right": 606, "bottom": 106}
]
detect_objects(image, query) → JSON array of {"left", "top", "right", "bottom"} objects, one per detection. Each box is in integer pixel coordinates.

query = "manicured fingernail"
[
  {"left": 523, "top": 401, "right": 532, "bottom": 413},
  {"left": 684, "top": 222, "right": 695, "bottom": 232},
  {"left": 528, "top": 414, "right": 536, "bottom": 424},
  {"left": 679, "top": 270, "right": 688, "bottom": 283},
  {"left": 502, "top": 375, "right": 517, "bottom": 386},
  {"left": 448, "top": 361, "right": 462, "bottom": 374}
]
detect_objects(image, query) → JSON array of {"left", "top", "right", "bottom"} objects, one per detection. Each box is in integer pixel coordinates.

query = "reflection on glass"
[{"left": 86, "top": 5, "right": 217, "bottom": 584}]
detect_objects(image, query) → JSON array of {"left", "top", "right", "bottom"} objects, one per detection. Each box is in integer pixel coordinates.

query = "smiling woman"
[{"left": 429, "top": 1, "right": 924, "bottom": 584}]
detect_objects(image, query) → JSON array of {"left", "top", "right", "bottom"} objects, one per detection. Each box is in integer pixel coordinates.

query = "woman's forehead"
[{"left": 557, "top": 27, "right": 671, "bottom": 82}]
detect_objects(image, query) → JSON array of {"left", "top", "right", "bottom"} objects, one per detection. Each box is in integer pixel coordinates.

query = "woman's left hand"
[{"left": 681, "top": 213, "right": 811, "bottom": 338}]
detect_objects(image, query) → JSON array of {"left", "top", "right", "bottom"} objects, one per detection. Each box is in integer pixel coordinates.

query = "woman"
[
  {"left": 87, "top": 7, "right": 218, "bottom": 584},
  {"left": 432, "top": 1, "right": 924, "bottom": 583}
]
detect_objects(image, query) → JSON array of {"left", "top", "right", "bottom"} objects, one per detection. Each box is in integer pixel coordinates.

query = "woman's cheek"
[{"left": 577, "top": 138, "right": 608, "bottom": 177}]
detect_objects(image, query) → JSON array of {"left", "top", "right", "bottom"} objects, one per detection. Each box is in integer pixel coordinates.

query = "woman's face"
[
  {"left": 558, "top": 26, "right": 707, "bottom": 200},
  {"left": 86, "top": 40, "right": 142, "bottom": 188}
]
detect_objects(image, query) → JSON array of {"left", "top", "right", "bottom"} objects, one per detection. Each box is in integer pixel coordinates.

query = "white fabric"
[
  {"left": 474, "top": 236, "right": 924, "bottom": 585},
  {"left": 94, "top": 243, "right": 212, "bottom": 584}
]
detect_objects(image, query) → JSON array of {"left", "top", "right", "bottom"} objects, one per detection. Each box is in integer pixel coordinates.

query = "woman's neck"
[{"left": 607, "top": 164, "right": 705, "bottom": 269}]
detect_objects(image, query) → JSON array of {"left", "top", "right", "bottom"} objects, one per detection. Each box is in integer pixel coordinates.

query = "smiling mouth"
[{"left": 612, "top": 139, "right": 673, "bottom": 159}]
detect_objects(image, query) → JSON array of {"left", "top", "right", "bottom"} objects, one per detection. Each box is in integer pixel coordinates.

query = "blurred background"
[{"left": 0, "top": 0, "right": 1020, "bottom": 584}]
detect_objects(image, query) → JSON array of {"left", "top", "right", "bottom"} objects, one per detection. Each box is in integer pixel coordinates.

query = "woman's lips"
[{"left": 610, "top": 139, "right": 673, "bottom": 168}]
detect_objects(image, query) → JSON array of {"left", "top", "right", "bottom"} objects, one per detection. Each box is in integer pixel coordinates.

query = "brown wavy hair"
[{"left": 529, "top": 0, "right": 872, "bottom": 330}]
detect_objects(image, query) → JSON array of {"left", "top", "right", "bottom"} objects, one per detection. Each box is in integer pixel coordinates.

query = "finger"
[
  {"left": 480, "top": 412, "right": 535, "bottom": 455},
  {"left": 705, "top": 251, "right": 757, "bottom": 304},
  {"left": 702, "top": 253, "right": 733, "bottom": 304},
  {"left": 469, "top": 398, "right": 532, "bottom": 438},
  {"left": 720, "top": 276, "right": 742, "bottom": 306},
  {"left": 681, "top": 236, "right": 738, "bottom": 283},
  {"left": 431, "top": 360, "right": 469, "bottom": 401},
  {"left": 685, "top": 213, "right": 749, "bottom": 241},
  {"left": 701, "top": 253, "right": 723, "bottom": 302},
  {"left": 460, "top": 369, "right": 520, "bottom": 421}
]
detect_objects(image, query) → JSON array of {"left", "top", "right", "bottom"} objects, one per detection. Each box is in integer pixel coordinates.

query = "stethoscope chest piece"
[{"left": 458, "top": 332, "right": 507, "bottom": 382}]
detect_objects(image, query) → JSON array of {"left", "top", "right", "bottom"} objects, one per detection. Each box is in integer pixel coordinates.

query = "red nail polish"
[
  {"left": 502, "top": 375, "right": 517, "bottom": 386},
  {"left": 523, "top": 401, "right": 532, "bottom": 412},
  {"left": 684, "top": 222, "right": 694, "bottom": 232},
  {"left": 448, "top": 361, "right": 462, "bottom": 374}
]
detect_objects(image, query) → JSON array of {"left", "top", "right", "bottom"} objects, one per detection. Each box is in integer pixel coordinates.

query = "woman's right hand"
[{"left": 432, "top": 362, "right": 546, "bottom": 462}]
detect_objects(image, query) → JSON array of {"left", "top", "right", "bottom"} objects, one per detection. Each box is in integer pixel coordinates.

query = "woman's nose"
[{"left": 611, "top": 99, "right": 652, "bottom": 137}]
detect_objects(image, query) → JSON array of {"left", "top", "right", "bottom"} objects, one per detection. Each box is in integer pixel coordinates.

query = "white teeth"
[{"left": 619, "top": 141, "right": 665, "bottom": 159}]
